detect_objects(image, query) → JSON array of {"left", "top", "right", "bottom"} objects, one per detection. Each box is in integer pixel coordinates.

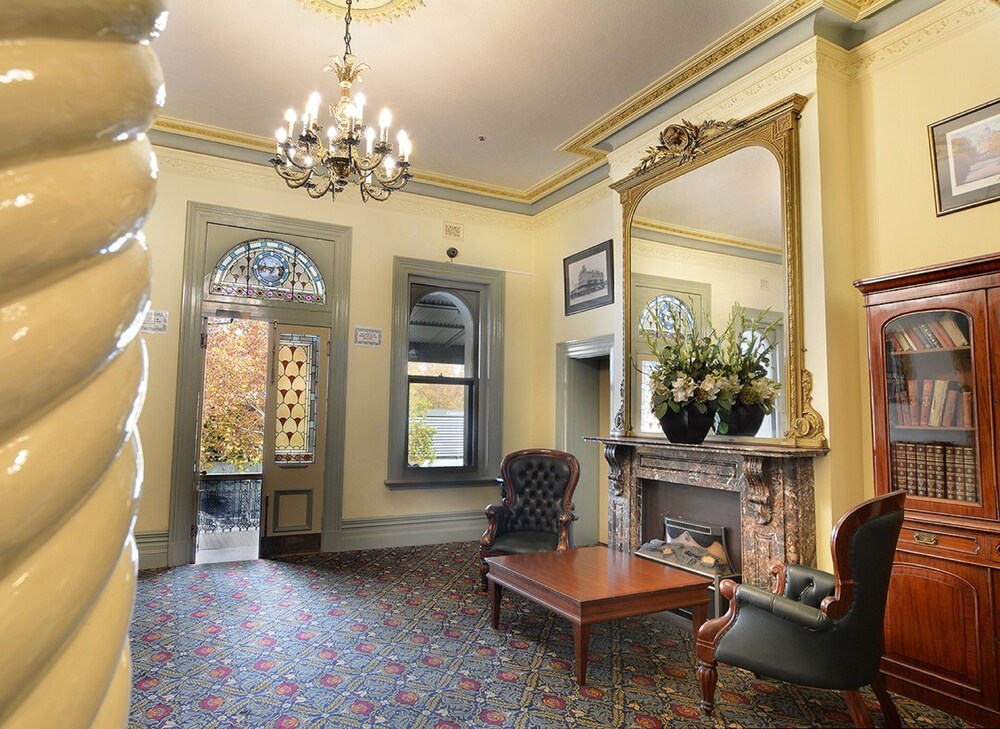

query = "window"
[
  {"left": 387, "top": 259, "right": 504, "bottom": 486},
  {"left": 211, "top": 238, "right": 326, "bottom": 305},
  {"left": 631, "top": 275, "right": 711, "bottom": 434}
]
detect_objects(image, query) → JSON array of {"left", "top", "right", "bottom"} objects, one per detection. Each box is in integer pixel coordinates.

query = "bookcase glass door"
[{"left": 883, "top": 308, "right": 979, "bottom": 508}]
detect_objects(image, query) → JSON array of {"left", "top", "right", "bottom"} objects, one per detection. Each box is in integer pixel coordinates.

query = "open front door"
[{"left": 261, "top": 323, "right": 330, "bottom": 557}]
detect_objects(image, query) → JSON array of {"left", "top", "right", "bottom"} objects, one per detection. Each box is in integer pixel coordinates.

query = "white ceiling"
[{"left": 151, "top": 0, "right": 775, "bottom": 196}]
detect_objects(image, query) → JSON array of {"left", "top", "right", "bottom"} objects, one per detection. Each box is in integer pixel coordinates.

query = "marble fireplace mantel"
[{"left": 585, "top": 435, "right": 828, "bottom": 587}]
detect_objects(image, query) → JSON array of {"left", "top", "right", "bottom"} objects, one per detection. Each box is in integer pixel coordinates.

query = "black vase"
[
  {"left": 716, "top": 401, "right": 767, "bottom": 437},
  {"left": 657, "top": 402, "right": 717, "bottom": 445}
]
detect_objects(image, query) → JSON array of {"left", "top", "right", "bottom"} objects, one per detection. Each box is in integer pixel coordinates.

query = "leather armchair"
[
  {"left": 696, "top": 490, "right": 906, "bottom": 728},
  {"left": 479, "top": 448, "right": 580, "bottom": 590}
]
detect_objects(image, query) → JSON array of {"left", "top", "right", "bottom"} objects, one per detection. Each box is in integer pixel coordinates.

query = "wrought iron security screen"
[{"left": 197, "top": 475, "right": 262, "bottom": 532}]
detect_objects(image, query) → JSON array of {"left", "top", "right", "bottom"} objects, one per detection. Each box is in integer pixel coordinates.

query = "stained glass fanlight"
[
  {"left": 212, "top": 238, "right": 327, "bottom": 305},
  {"left": 639, "top": 294, "right": 695, "bottom": 336}
]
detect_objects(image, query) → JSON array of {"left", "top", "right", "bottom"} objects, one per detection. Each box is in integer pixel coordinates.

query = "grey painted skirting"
[
  {"left": 338, "top": 510, "right": 485, "bottom": 552},
  {"left": 135, "top": 530, "right": 170, "bottom": 570}
]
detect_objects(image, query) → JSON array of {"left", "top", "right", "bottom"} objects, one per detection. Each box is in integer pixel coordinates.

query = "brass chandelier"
[{"left": 271, "top": 0, "right": 412, "bottom": 202}]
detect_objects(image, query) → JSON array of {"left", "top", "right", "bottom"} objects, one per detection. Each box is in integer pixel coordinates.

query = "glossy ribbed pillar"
[{"left": 0, "top": 1, "right": 164, "bottom": 726}]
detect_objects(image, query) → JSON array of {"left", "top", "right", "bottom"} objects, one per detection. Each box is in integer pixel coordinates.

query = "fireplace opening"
[{"left": 638, "top": 480, "right": 742, "bottom": 617}]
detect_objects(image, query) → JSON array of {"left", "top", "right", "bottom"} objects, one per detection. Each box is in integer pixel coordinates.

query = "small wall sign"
[
  {"left": 353, "top": 326, "right": 383, "bottom": 347},
  {"left": 140, "top": 309, "right": 169, "bottom": 334}
]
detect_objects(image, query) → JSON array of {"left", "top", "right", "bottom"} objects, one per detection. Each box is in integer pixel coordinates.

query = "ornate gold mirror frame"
[{"left": 612, "top": 93, "right": 827, "bottom": 447}]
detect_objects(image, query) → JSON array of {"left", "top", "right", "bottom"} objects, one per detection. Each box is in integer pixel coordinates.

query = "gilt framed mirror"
[{"left": 612, "top": 94, "right": 826, "bottom": 447}]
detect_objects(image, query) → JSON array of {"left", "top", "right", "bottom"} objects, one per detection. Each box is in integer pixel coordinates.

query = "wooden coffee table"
[{"left": 485, "top": 545, "right": 711, "bottom": 685}]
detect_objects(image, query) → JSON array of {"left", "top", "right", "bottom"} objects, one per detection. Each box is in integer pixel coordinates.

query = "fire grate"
[{"left": 636, "top": 513, "right": 740, "bottom": 617}]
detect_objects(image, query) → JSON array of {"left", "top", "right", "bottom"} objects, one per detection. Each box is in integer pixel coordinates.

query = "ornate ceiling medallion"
[
  {"left": 297, "top": 0, "right": 425, "bottom": 23},
  {"left": 634, "top": 118, "right": 739, "bottom": 174}
]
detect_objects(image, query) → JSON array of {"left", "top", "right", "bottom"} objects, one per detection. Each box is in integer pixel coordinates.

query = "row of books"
[
  {"left": 890, "top": 442, "right": 979, "bottom": 501},
  {"left": 886, "top": 313, "right": 969, "bottom": 352},
  {"left": 889, "top": 378, "right": 972, "bottom": 428}
]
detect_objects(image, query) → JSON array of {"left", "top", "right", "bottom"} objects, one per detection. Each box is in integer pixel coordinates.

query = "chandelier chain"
[{"left": 343, "top": 0, "right": 353, "bottom": 56}]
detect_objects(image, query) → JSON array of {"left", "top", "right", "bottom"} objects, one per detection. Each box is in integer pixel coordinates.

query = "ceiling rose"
[{"left": 297, "top": 0, "right": 424, "bottom": 23}]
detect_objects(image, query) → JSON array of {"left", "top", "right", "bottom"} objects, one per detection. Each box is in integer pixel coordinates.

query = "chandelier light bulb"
[
  {"left": 276, "top": 128, "right": 288, "bottom": 143},
  {"left": 365, "top": 126, "right": 376, "bottom": 155},
  {"left": 307, "top": 92, "right": 321, "bottom": 117},
  {"left": 397, "top": 130, "right": 410, "bottom": 161},
  {"left": 383, "top": 155, "right": 395, "bottom": 172},
  {"left": 284, "top": 108, "right": 297, "bottom": 136},
  {"left": 354, "top": 92, "right": 365, "bottom": 121},
  {"left": 379, "top": 108, "right": 392, "bottom": 142}
]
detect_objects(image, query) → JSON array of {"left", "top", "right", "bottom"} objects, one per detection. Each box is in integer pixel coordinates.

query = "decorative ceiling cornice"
[
  {"left": 296, "top": 0, "right": 425, "bottom": 24},
  {"left": 152, "top": 0, "right": 981, "bottom": 207},
  {"left": 632, "top": 218, "right": 782, "bottom": 257}
]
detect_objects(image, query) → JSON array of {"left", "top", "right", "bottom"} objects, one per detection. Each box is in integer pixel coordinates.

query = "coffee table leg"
[
  {"left": 573, "top": 622, "right": 590, "bottom": 685},
  {"left": 691, "top": 603, "right": 707, "bottom": 637},
  {"left": 488, "top": 579, "right": 502, "bottom": 630}
]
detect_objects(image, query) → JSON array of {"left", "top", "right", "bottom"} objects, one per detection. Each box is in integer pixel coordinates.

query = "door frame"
[
  {"left": 168, "top": 203, "right": 351, "bottom": 566},
  {"left": 556, "top": 334, "right": 613, "bottom": 546}
]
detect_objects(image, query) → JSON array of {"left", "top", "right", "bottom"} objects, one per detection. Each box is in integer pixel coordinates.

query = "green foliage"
[
  {"left": 718, "top": 306, "right": 781, "bottom": 414},
  {"left": 200, "top": 320, "right": 269, "bottom": 471},
  {"left": 641, "top": 302, "right": 735, "bottom": 421},
  {"left": 407, "top": 389, "right": 438, "bottom": 466}
]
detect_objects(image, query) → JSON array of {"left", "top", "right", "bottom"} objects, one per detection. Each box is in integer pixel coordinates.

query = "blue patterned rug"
[{"left": 129, "top": 542, "right": 965, "bottom": 728}]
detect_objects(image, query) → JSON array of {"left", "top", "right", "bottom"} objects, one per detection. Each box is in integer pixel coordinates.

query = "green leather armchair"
[{"left": 696, "top": 490, "right": 906, "bottom": 728}]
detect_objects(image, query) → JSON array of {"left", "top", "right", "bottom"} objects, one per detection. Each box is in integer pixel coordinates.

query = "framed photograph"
[
  {"left": 563, "top": 239, "right": 614, "bottom": 315},
  {"left": 929, "top": 97, "right": 1000, "bottom": 216}
]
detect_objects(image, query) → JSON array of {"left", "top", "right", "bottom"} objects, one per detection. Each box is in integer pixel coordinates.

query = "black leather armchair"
[
  {"left": 696, "top": 490, "right": 906, "bottom": 728},
  {"left": 479, "top": 448, "right": 580, "bottom": 591}
]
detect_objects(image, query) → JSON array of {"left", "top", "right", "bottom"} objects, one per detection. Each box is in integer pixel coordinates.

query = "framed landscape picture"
[
  {"left": 929, "top": 97, "right": 1000, "bottom": 215},
  {"left": 564, "top": 240, "right": 614, "bottom": 315}
]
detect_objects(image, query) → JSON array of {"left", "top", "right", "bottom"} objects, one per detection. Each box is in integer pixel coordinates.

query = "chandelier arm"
[{"left": 360, "top": 179, "right": 393, "bottom": 202}]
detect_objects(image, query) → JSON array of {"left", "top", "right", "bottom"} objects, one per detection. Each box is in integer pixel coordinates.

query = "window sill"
[{"left": 384, "top": 476, "right": 500, "bottom": 489}]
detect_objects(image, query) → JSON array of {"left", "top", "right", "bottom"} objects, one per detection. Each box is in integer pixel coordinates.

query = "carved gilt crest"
[{"left": 633, "top": 118, "right": 739, "bottom": 174}]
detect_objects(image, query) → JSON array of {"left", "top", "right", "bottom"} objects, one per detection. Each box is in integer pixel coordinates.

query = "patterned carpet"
[{"left": 129, "top": 542, "right": 966, "bottom": 728}]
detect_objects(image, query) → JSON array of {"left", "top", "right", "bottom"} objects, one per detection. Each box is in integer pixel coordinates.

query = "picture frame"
[
  {"left": 563, "top": 239, "right": 614, "bottom": 315},
  {"left": 929, "top": 97, "right": 1000, "bottom": 216}
]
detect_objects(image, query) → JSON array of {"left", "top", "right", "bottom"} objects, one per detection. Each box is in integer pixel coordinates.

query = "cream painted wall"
[
  {"left": 850, "top": 0, "right": 1000, "bottom": 493},
  {"left": 530, "top": 187, "right": 619, "bottom": 438},
  {"left": 137, "top": 149, "right": 539, "bottom": 533},
  {"left": 630, "top": 237, "right": 786, "bottom": 325}
]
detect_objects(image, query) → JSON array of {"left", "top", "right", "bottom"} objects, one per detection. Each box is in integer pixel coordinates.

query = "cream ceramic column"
[{"left": 0, "top": 1, "right": 165, "bottom": 726}]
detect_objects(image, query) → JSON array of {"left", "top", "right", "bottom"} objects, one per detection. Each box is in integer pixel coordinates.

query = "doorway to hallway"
[{"left": 556, "top": 335, "right": 614, "bottom": 547}]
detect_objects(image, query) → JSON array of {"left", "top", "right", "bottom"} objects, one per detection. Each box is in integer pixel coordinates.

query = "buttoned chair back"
[{"left": 478, "top": 448, "right": 579, "bottom": 590}]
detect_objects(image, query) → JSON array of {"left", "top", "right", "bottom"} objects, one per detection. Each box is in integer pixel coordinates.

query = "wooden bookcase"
[{"left": 856, "top": 254, "right": 1000, "bottom": 726}]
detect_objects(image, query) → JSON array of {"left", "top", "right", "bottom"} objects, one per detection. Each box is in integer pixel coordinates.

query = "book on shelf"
[
  {"left": 962, "top": 447, "right": 977, "bottom": 502},
  {"left": 942, "top": 387, "right": 959, "bottom": 428},
  {"left": 944, "top": 446, "right": 958, "bottom": 500},
  {"left": 930, "top": 445, "right": 945, "bottom": 498},
  {"left": 919, "top": 379, "right": 934, "bottom": 426},
  {"left": 940, "top": 316, "right": 969, "bottom": 346},
  {"left": 907, "top": 379, "right": 919, "bottom": 424},
  {"left": 961, "top": 389, "right": 973, "bottom": 428},
  {"left": 927, "top": 379, "right": 950, "bottom": 427},
  {"left": 927, "top": 317, "right": 955, "bottom": 348},
  {"left": 916, "top": 321, "right": 942, "bottom": 348}
]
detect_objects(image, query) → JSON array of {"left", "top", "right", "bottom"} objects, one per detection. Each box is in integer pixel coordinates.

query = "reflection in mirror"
[
  {"left": 406, "top": 289, "right": 476, "bottom": 467},
  {"left": 630, "top": 146, "right": 787, "bottom": 439}
]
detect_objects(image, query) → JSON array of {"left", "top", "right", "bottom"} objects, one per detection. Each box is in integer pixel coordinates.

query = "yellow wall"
[
  {"left": 137, "top": 149, "right": 540, "bottom": 533},
  {"left": 850, "top": 0, "right": 1000, "bottom": 494}
]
